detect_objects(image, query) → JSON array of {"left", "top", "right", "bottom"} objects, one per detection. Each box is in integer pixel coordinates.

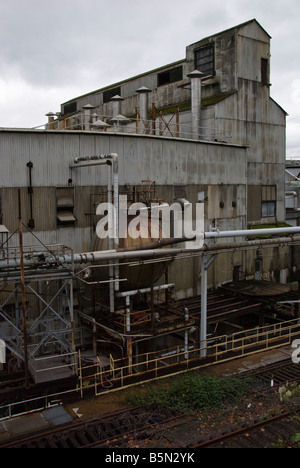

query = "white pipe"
[
  {"left": 187, "top": 70, "right": 204, "bottom": 139},
  {"left": 205, "top": 227, "right": 300, "bottom": 239},
  {"left": 286, "top": 169, "right": 300, "bottom": 181},
  {"left": 117, "top": 283, "right": 175, "bottom": 298},
  {"left": 1, "top": 229, "right": 300, "bottom": 271}
]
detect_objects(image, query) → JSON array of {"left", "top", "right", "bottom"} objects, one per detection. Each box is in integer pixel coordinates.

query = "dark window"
[
  {"left": 158, "top": 66, "right": 183, "bottom": 86},
  {"left": 195, "top": 44, "right": 215, "bottom": 76},
  {"left": 63, "top": 102, "right": 77, "bottom": 116},
  {"left": 103, "top": 87, "right": 121, "bottom": 104},
  {"left": 261, "top": 58, "right": 269, "bottom": 85}
]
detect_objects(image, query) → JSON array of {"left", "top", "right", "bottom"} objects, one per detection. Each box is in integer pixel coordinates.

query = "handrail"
[{"left": 78, "top": 318, "right": 300, "bottom": 397}]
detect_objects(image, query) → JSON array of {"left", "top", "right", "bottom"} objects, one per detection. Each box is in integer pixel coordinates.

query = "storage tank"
[{"left": 91, "top": 214, "right": 172, "bottom": 292}]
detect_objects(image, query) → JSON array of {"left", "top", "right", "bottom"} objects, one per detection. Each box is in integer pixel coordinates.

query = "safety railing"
[
  {"left": 42, "top": 114, "right": 233, "bottom": 143},
  {"left": 78, "top": 318, "right": 300, "bottom": 397}
]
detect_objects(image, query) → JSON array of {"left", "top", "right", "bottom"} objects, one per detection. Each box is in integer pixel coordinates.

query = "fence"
[
  {"left": 78, "top": 318, "right": 300, "bottom": 397},
  {"left": 42, "top": 113, "right": 233, "bottom": 143}
]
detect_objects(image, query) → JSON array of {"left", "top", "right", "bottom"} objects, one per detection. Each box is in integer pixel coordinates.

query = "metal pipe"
[
  {"left": 1, "top": 234, "right": 299, "bottom": 272},
  {"left": 187, "top": 70, "right": 204, "bottom": 139},
  {"left": 112, "top": 154, "right": 120, "bottom": 293},
  {"left": 107, "top": 162, "right": 115, "bottom": 314},
  {"left": 204, "top": 227, "right": 300, "bottom": 239},
  {"left": 18, "top": 190, "right": 30, "bottom": 389},
  {"left": 116, "top": 283, "right": 175, "bottom": 298},
  {"left": 286, "top": 169, "right": 300, "bottom": 181},
  {"left": 184, "top": 308, "right": 189, "bottom": 360},
  {"left": 126, "top": 296, "right": 131, "bottom": 333},
  {"left": 136, "top": 87, "right": 151, "bottom": 132}
]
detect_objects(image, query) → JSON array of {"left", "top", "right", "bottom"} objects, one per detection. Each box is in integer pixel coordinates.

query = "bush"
[{"left": 125, "top": 374, "right": 251, "bottom": 412}]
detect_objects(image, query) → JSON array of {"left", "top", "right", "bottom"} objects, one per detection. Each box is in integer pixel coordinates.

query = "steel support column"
[{"left": 200, "top": 254, "right": 217, "bottom": 358}]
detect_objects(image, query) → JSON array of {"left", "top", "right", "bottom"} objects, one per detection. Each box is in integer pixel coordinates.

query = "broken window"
[
  {"left": 157, "top": 66, "right": 183, "bottom": 86},
  {"left": 195, "top": 44, "right": 215, "bottom": 76},
  {"left": 56, "top": 187, "right": 76, "bottom": 227}
]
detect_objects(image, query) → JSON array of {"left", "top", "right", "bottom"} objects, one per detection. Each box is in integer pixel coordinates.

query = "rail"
[
  {"left": 41, "top": 114, "right": 233, "bottom": 143},
  {"left": 78, "top": 318, "right": 300, "bottom": 397}
]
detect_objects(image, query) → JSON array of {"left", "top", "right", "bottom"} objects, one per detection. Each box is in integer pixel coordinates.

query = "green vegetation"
[
  {"left": 125, "top": 374, "right": 252, "bottom": 413},
  {"left": 249, "top": 223, "right": 292, "bottom": 239}
]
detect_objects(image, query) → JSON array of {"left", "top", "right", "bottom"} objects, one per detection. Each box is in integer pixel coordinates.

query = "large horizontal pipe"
[
  {"left": 1, "top": 228, "right": 300, "bottom": 271},
  {"left": 116, "top": 283, "right": 175, "bottom": 298},
  {"left": 205, "top": 227, "right": 300, "bottom": 239}
]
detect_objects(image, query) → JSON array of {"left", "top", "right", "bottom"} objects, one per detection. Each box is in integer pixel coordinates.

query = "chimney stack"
[
  {"left": 136, "top": 86, "right": 151, "bottom": 132},
  {"left": 45, "top": 112, "right": 56, "bottom": 130},
  {"left": 110, "top": 95, "right": 124, "bottom": 118},
  {"left": 187, "top": 70, "right": 204, "bottom": 139},
  {"left": 82, "top": 104, "right": 95, "bottom": 131}
]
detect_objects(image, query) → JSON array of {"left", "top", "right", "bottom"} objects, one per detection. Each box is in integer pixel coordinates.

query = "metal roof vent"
[{"left": 91, "top": 119, "right": 111, "bottom": 130}]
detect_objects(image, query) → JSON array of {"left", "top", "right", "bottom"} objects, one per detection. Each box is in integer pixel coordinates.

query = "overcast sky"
[{"left": 0, "top": 0, "right": 300, "bottom": 157}]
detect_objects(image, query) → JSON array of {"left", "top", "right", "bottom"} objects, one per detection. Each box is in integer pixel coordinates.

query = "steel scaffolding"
[{"left": 0, "top": 243, "right": 77, "bottom": 384}]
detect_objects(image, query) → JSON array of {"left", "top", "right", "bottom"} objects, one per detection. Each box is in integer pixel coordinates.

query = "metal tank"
[{"left": 91, "top": 214, "right": 171, "bottom": 292}]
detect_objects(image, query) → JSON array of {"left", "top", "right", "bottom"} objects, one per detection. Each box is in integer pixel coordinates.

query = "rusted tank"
[{"left": 91, "top": 215, "right": 172, "bottom": 292}]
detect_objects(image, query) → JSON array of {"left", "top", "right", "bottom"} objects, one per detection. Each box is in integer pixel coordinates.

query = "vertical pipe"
[
  {"left": 127, "top": 337, "right": 133, "bottom": 375},
  {"left": 200, "top": 256, "right": 208, "bottom": 358},
  {"left": 107, "top": 163, "right": 115, "bottom": 314},
  {"left": 184, "top": 308, "right": 189, "bottom": 360},
  {"left": 187, "top": 70, "right": 204, "bottom": 139},
  {"left": 18, "top": 190, "right": 30, "bottom": 389},
  {"left": 136, "top": 87, "right": 151, "bottom": 133},
  {"left": 112, "top": 154, "right": 120, "bottom": 293},
  {"left": 126, "top": 295, "right": 131, "bottom": 333},
  {"left": 151, "top": 285, "right": 155, "bottom": 329}
]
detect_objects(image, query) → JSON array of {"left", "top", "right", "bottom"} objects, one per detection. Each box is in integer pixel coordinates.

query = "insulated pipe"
[
  {"left": 1, "top": 235, "right": 299, "bottom": 272},
  {"left": 204, "top": 227, "right": 300, "bottom": 239},
  {"left": 1, "top": 230, "right": 300, "bottom": 271}
]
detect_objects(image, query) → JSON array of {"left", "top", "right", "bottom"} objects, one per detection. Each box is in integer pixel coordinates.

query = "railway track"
[
  {"left": 236, "top": 358, "right": 300, "bottom": 389},
  {"left": 0, "top": 406, "right": 179, "bottom": 449},
  {"left": 191, "top": 411, "right": 300, "bottom": 448}
]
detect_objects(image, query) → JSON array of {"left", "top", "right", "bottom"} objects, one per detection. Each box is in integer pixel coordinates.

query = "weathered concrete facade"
[{"left": 52, "top": 19, "right": 286, "bottom": 227}]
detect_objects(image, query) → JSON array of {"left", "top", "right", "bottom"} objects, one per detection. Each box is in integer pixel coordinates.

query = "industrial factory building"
[{"left": 0, "top": 19, "right": 299, "bottom": 394}]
